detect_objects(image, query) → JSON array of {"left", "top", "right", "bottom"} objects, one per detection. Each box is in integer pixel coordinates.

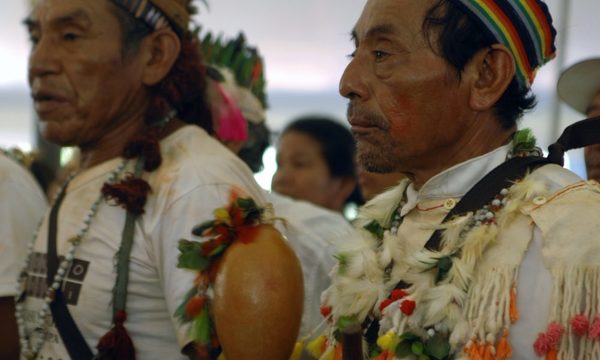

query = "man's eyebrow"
[
  {"left": 366, "top": 24, "right": 396, "bottom": 39},
  {"left": 350, "top": 24, "right": 397, "bottom": 45},
  {"left": 22, "top": 9, "right": 92, "bottom": 31},
  {"left": 350, "top": 29, "right": 357, "bottom": 45}
]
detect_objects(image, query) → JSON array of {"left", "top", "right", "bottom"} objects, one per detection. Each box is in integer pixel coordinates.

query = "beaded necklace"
[
  {"left": 14, "top": 111, "right": 175, "bottom": 359},
  {"left": 312, "top": 129, "right": 543, "bottom": 359},
  {"left": 14, "top": 160, "right": 127, "bottom": 359}
]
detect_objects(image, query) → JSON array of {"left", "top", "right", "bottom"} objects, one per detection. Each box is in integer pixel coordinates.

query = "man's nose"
[
  {"left": 28, "top": 37, "right": 61, "bottom": 83},
  {"left": 339, "top": 56, "right": 369, "bottom": 101}
]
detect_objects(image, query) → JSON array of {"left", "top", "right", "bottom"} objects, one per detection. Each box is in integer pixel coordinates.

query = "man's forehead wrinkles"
[{"left": 26, "top": 7, "right": 93, "bottom": 31}]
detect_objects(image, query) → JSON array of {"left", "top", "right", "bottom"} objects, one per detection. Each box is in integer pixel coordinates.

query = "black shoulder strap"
[
  {"left": 46, "top": 186, "right": 94, "bottom": 360},
  {"left": 424, "top": 155, "right": 553, "bottom": 251},
  {"left": 425, "top": 116, "right": 600, "bottom": 251},
  {"left": 547, "top": 116, "right": 600, "bottom": 165}
]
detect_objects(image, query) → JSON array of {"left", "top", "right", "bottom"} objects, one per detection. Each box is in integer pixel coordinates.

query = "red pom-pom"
[
  {"left": 570, "top": 314, "right": 589, "bottom": 337},
  {"left": 390, "top": 289, "right": 408, "bottom": 301},
  {"left": 379, "top": 299, "right": 393, "bottom": 312},
  {"left": 96, "top": 310, "right": 136, "bottom": 360},
  {"left": 546, "top": 322, "right": 565, "bottom": 343},
  {"left": 320, "top": 305, "right": 332, "bottom": 318},
  {"left": 400, "top": 299, "right": 416, "bottom": 316},
  {"left": 102, "top": 176, "right": 152, "bottom": 215},
  {"left": 533, "top": 333, "right": 551, "bottom": 356},
  {"left": 589, "top": 314, "right": 600, "bottom": 340}
]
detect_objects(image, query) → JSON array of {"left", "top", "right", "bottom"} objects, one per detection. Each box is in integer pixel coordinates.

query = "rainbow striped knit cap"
[{"left": 448, "top": 0, "right": 557, "bottom": 87}]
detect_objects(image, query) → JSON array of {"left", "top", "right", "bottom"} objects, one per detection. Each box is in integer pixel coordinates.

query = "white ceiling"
[{"left": 1, "top": 0, "right": 598, "bottom": 176}]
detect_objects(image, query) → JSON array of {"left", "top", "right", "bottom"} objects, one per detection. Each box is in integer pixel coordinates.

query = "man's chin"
[{"left": 38, "top": 126, "right": 77, "bottom": 147}]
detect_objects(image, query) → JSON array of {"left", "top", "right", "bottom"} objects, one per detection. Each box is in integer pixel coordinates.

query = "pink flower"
[
  {"left": 589, "top": 314, "right": 600, "bottom": 340},
  {"left": 570, "top": 314, "right": 589, "bottom": 337},
  {"left": 400, "top": 299, "right": 416, "bottom": 316},
  {"left": 533, "top": 333, "right": 551, "bottom": 356}
]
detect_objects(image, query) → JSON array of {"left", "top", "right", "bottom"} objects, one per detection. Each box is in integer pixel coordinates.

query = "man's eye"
[
  {"left": 29, "top": 35, "right": 40, "bottom": 45},
  {"left": 373, "top": 50, "right": 389, "bottom": 60},
  {"left": 62, "top": 33, "right": 80, "bottom": 41},
  {"left": 347, "top": 51, "right": 356, "bottom": 59}
]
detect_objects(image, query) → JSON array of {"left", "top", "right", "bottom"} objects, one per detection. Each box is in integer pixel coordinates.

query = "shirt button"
[
  {"left": 533, "top": 196, "right": 547, "bottom": 205},
  {"left": 444, "top": 199, "right": 456, "bottom": 210}
]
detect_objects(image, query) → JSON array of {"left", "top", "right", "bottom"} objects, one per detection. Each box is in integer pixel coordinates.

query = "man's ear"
[
  {"left": 466, "top": 44, "right": 516, "bottom": 112},
  {"left": 139, "top": 28, "right": 181, "bottom": 86}
]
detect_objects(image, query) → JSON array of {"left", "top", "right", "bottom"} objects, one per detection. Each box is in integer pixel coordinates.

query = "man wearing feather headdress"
[
  {"left": 310, "top": 1, "right": 600, "bottom": 359},
  {"left": 16, "top": 0, "right": 302, "bottom": 359}
]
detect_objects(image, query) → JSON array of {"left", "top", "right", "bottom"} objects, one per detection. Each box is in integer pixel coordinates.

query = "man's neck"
[
  {"left": 78, "top": 118, "right": 188, "bottom": 170},
  {"left": 408, "top": 119, "right": 515, "bottom": 190}
]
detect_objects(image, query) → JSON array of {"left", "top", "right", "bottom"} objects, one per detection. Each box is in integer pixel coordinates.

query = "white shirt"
[
  {"left": 399, "top": 144, "right": 581, "bottom": 358},
  {"left": 0, "top": 152, "right": 47, "bottom": 297},
  {"left": 22, "top": 125, "right": 269, "bottom": 359},
  {"left": 269, "top": 192, "right": 356, "bottom": 337}
]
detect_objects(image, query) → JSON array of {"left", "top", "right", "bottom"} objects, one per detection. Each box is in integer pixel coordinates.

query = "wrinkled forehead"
[
  {"left": 352, "top": 0, "right": 434, "bottom": 41},
  {"left": 26, "top": 0, "right": 113, "bottom": 30}
]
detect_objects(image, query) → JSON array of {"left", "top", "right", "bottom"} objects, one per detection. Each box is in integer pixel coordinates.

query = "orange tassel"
[
  {"left": 465, "top": 341, "right": 483, "bottom": 360},
  {"left": 510, "top": 285, "right": 520, "bottom": 323},
  {"left": 375, "top": 351, "right": 388, "bottom": 360},
  {"left": 495, "top": 330, "right": 512, "bottom": 360},
  {"left": 482, "top": 344, "right": 494, "bottom": 360},
  {"left": 334, "top": 344, "right": 343, "bottom": 360},
  {"left": 546, "top": 348, "right": 558, "bottom": 360}
]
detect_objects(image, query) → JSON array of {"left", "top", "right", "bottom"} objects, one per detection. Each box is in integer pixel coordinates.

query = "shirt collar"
[{"left": 403, "top": 144, "right": 512, "bottom": 213}]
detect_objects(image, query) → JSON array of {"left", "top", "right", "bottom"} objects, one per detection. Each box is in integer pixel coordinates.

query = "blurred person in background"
[
  {"left": 203, "top": 31, "right": 358, "bottom": 347},
  {"left": 0, "top": 149, "right": 47, "bottom": 360},
  {"left": 272, "top": 116, "right": 364, "bottom": 215},
  {"left": 557, "top": 58, "right": 600, "bottom": 182}
]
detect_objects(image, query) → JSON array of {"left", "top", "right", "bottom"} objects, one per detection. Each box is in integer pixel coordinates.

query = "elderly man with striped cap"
[
  {"left": 310, "top": 1, "right": 600, "bottom": 359},
  {"left": 18, "top": 0, "right": 303, "bottom": 359}
]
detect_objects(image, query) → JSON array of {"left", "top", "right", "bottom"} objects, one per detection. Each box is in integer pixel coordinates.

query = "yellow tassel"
[
  {"left": 545, "top": 349, "right": 558, "bottom": 360},
  {"left": 217, "top": 352, "right": 226, "bottom": 360},
  {"left": 376, "top": 330, "right": 395, "bottom": 351},
  {"left": 307, "top": 335, "right": 328, "bottom": 359},
  {"left": 510, "top": 285, "right": 520, "bottom": 323},
  {"left": 289, "top": 341, "right": 304, "bottom": 360},
  {"left": 495, "top": 329, "right": 512, "bottom": 360},
  {"left": 322, "top": 347, "right": 335, "bottom": 360},
  {"left": 213, "top": 207, "right": 231, "bottom": 224}
]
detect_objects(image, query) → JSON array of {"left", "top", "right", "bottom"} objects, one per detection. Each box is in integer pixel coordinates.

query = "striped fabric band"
[
  {"left": 112, "top": 0, "right": 171, "bottom": 31},
  {"left": 449, "top": 0, "right": 556, "bottom": 87}
]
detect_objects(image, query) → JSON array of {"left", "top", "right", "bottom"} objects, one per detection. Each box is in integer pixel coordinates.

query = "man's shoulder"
[
  {"left": 157, "top": 125, "right": 259, "bottom": 187},
  {"left": 0, "top": 152, "right": 46, "bottom": 204},
  {"left": 522, "top": 166, "right": 600, "bottom": 264}
]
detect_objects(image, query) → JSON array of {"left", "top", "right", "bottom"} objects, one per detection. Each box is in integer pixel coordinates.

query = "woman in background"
[{"left": 272, "top": 116, "right": 363, "bottom": 215}]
